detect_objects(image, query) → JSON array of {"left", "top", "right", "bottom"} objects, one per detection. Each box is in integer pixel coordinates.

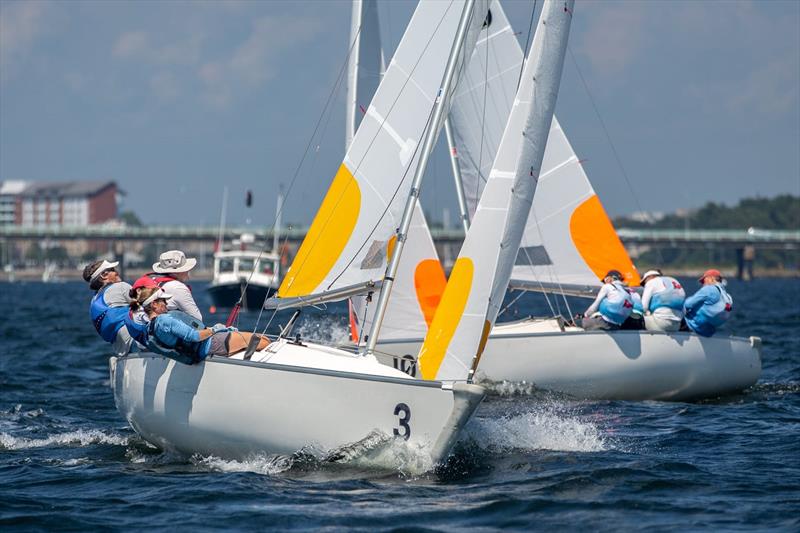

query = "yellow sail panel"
[
  {"left": 569, "top": 194, "right": 640, "bottom": 286},
  {"left": 278, "top": 164, "right": 361, "bottom": 297},
  {"left": 418, "top": 257, "right": 473, "bottom": 380}
]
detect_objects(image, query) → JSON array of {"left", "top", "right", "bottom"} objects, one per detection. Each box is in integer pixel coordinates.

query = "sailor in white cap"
[
  {"left": 83, "top": 259, "right": 134, "bottom": 354},
  {"left": 640, "top": 269, "right": 686, "bottom": 332},
  {"left": 144, "top": 250, "right": 203, "bottom": 322}
]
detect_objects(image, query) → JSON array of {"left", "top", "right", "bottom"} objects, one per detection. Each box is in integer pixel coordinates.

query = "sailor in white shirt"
[
  {"left": 149, "top": 250, "right": 203, "bottom": 322},
  {"left": 640, "top": 269, "right": 686, "bottom": 332}
]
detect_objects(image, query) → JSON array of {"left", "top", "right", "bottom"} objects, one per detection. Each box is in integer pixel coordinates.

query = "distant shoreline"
[{"left": 3, "top": 266, "right": 798, "bottom": 283}]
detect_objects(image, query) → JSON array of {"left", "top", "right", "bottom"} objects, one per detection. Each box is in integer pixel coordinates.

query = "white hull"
[
  {"left": 373, "top": 319, "right": 762, "bottom": 401},
  {"left": 110, "top": 339, "right": 484, "bottom": 465}
]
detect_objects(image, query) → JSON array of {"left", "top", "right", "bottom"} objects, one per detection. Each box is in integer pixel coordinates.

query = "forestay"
[
  {"left": 419, "top": 0, "right": 574, "bottom": 381},
  {"left": 268, "top": 0, "right": 485, "bottom": 310},
  {"left": 346, "top": 0, "right": 384, "bottom": 149},
  {"left": 449, "top": 1, "right": 638, "bottom": 294}
]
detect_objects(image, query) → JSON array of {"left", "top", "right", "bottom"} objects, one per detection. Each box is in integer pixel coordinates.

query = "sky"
[{"left": 1, "top": 0, "right": 798, "bottom": 228}]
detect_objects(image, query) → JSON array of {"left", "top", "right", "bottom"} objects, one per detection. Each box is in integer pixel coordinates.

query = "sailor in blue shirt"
[
  {"left": 133, "top": 287, "right": 270, "bottom": 364},
  {"left": 83, "top": 259, "right": 133, "bottom": 355},
  {"left": 683, "top": 269, "right": 733, "bottom": 337}
]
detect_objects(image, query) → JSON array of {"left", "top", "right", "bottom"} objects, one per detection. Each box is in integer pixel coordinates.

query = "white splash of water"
[
  {"left": 191, "top": 453, "right": 297, "bottom": 476},
  {"left": 0, "top": 429, "right": 130, "bottom": 450},
  {"left": 465, "top": 405, "right": 608, "bottom": 453},
  {"left": 294, "top": 314, "right": 350, "bottom": 346}
]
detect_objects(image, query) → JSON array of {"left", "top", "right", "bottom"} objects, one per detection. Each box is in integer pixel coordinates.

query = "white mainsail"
[
  {"left": 419, "top": 0, "right": 574, "bottom": 381},
  {"left": 449, "top": 0, "right": 639, "bottom": 294},
  {"left": 269, "top": 0, "right": 488, "bottom": 310},
  {"left": 346, "top": 1, "right": 445, "bottom": 342}
]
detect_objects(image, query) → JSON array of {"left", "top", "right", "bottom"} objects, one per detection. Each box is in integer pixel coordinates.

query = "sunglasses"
[{"left": 101, "top": 268, "right": 117, "bottom": 276}]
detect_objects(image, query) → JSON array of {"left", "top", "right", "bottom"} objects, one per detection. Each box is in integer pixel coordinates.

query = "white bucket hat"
[{"left": 152, "top": 250, "right": 197, "bottom": 274}]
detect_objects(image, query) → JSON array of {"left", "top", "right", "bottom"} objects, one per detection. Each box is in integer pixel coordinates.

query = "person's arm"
[
  {"left": 164, "top": 281, "right": 203, "bottom": 321},
  {"left": 684, "top": 286, "right": 713, "bottom": 314},
  {"left": 584, "top": 285, "right": 608, "bottom": 317},
  {"left": 160, "top": 314, "right": 201, "bottom": 343},
  {"left": 641, "top": 282, "right": 653, "bottom": 314},
  {"left": 104, "top": 282, "right": 133, "bottom": 307}
]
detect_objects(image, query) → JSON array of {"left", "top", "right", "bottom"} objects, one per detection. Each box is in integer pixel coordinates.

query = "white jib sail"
[
  {"left": 419, "top": 0, "right": 574, "bottom": 382},
  {"left": 271, "top": 0, "right": 486, "bottom": 309},
  {"left": 449, "top": 1, "right": 639, "bottom": 292}
]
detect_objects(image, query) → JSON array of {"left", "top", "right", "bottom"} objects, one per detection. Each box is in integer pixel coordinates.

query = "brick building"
[{"left": 16, "top": 181, "right": 119, "bottom": 226}]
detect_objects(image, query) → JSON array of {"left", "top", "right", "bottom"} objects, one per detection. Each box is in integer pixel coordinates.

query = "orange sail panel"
[
  {"left": 413, "top": 258, "right": 447, "bottom": 327},
  {"left": 418, "top": 257, "right": 473, "bottom": 380},
  {"left": 278, "top": 164, "right": 361, "bottom": 297},
  {"left": 569, "top": 195, "right": 639, "bottom": 286}
]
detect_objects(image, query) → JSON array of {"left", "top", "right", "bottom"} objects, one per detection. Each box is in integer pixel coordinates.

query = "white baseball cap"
[
  {"left": 640, "top": 270, "right": 662, "bottom": 286},
  {"left": 142, "top": 288, "right": 173, "bottom": 308}
]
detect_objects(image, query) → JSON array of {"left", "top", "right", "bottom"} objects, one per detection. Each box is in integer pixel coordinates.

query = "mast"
[
  {"left": 216, "top": 186, "right": 229, "bottom": 252},
  {"left": 366, "top": 0, "right": 478, "bottom": 355},
  {"left": 345, "top": 0, "right": 363, "bottom": 149},
  {"left": 273, "top": 184, "right": 283, "bottom": 278},
  {"left": 445, "top": 117, "right": 471, "bottom": 233}
]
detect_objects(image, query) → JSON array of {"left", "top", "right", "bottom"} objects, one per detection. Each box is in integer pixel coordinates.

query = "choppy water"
[{"left": 1, "top": 278, "right": 798, "bottom": 530}]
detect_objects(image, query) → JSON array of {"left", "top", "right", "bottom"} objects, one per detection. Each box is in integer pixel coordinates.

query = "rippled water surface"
[{"left": 1, "top": 278, "right": 798, "bottom": 530}]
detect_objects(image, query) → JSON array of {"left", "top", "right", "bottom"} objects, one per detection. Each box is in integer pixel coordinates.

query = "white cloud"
[
  {"left": 113, "top": 30, "right": 149, "bottom": 58},
  {"left": 199, "top": 14, "right": 323, "bottom": 108},
  {"left": 0, "top": 0, "right": 50, "bottom": 79}
]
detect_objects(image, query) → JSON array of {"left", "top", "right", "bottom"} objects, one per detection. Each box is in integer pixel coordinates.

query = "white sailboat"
[
  {"left": 367, "top": 1, "right": 761, "bottom": 400},
  {"left": 111, "top": 0, "right": 491, "bottom": 465}
]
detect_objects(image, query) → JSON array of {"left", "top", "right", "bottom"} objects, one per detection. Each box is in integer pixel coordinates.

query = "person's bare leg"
[{"left": 226, "top": 332, "right": 269, "bottom": 355}]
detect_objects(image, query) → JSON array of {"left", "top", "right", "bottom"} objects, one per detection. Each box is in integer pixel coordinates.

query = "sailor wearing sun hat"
[
  {"left": 82, "top": 258, "right": 134, "bottom": 354},
  {"left": 139, "top": 250, "right": 203, "bottom": 322},
  {"left": 640, "top": 269, "right": 686, "bottom": 332},
  {"left": 682, "top": 269, "right": 733, "bottom": 337}
]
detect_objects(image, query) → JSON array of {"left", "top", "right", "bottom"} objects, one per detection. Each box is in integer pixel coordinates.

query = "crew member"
[
  {"left": 683, "top": 269, "right": 733, "bottom": 337},
  {"left": 83, "top": 259, "right": 133, "bottom": 355},
  {"left": 581, "top": 270, "right": 634, "bottom": 331},
  {"left": 134, "top": 250, "right": 203, "bottom": 321},
  {"left": 133, "top": 287, "right": 269, "bottom": 364},
  {"left": 640, "top": 269, "right": 686, "bottom": 332}
]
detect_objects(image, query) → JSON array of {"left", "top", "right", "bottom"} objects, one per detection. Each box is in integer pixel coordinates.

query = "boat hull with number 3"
[{"left": 110, "top": 338, "right": 484, "bottom": 462}]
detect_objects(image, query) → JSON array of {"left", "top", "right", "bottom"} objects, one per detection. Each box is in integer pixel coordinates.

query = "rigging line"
[
  {"left": 473, "top": 11, "right": 491, "bottom": 212},
  {"left": 516, "top": 0, "right": 539, "bottom": 92},
  {"left": 237, "top": 20, "right": 364, "bottom": 323},
  {"left": 282, "top": 2, "right": 458, "bottom": 295},
  {"left": 326, "top": 1, "right": 475, "bottom": 290},
  {"left": 566, "top": 44, "right": 665, "bottom": 265},
  {"left": 498, "top": 289, "right": 526, "bottom": 318}
]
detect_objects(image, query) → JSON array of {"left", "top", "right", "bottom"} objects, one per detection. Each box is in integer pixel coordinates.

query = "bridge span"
[{"left": 1, "top": 225, "right": 798, "bottom": 249}]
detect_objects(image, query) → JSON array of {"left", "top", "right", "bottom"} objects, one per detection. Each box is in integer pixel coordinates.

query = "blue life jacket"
[
  {"left": 598, "top": 281, "right": 634, "bottom": 325},
  {"left": 648, "top": 276, "right": 686, "bottom": 312},
  {"left": 89, "top": 285, "right": 128, "bottom": 343},
  {"left": 145, "top": 312, "right": 207, "bottom": 365}
]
